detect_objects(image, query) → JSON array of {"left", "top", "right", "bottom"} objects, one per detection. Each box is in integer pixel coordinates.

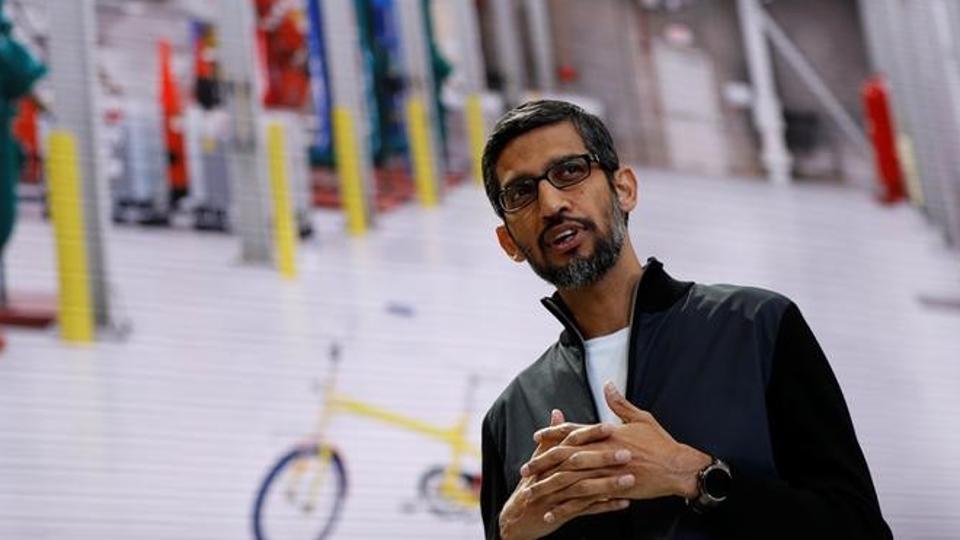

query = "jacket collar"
[{"left": 540, "top": 257, "right": 692, "bottom": 348}]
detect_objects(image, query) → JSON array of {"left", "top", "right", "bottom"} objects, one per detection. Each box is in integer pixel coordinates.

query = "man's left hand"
[{"left": 521, "top": 382, "right": 712, "bottom": 502}]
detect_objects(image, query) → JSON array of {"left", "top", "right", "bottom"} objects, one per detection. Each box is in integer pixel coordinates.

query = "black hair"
[{"left": 481, "top": 100, "right": 621, "bottom": 218}]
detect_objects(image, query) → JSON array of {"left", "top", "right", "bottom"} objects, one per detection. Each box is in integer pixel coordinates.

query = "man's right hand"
[{"left": 497, "top": 410, "right": 632, "bottom": 540}]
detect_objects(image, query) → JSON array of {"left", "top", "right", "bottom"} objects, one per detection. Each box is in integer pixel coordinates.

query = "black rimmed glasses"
[{"left": 498, "top": 153, "right": 600, "bottom": 214}]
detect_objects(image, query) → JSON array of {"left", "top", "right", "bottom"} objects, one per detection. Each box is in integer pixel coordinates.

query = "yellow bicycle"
[{"left": 251, "top": 343, "right": 482, "bottom": 539}]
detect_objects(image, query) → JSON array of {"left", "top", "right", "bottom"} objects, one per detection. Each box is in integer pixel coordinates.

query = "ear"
[
  {"left": 496, "top": 225, "right": 526, "bottom": 262},
  {"left": 611, "top": 167, "right": 638, "bottom": 214}
]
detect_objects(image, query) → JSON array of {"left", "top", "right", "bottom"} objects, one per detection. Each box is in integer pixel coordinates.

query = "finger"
[
  {"left": 561, "top": 422, "right": 614, "bottom": 447},
  {"left": 546, "top": 473, "right": 635, "bottom": 504},
  {"left": 523, "top": 466, "right": 628, "bottom": 502},
  {"left": 577, "top": 498, "right": 631, "bottom": 517},
  {"left": 542, "top": 496, "right": 595, "bottom": 526},
  {"left": 533, "top": 422, "right": 587, "bottom": 445},
  {"left": 543, "top": 480, "right": 634, "bottom": 525},
  {"left": 521, "top": 445, "right": 575, "bottom": 477},
  {"left": 603, "top": 381, "right": 650, "bottom": 424},
  {"left": 531, "top": 410, "right": 567, "bottom": 459},
  {"left": 560, "top": 449, "right": 632, "bottom": 472}
]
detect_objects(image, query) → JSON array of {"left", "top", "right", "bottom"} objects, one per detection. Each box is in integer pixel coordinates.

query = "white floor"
[{"left": 2, "top": 169, "right": 959, "bottom": 539}]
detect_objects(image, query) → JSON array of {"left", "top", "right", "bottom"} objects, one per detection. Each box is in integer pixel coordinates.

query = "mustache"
[{"left": 538, "top": 215, "right": 597, "bottom": 249}]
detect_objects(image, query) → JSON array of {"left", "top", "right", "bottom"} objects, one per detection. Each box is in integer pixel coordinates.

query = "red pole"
[{"left": 862, "top": 75, "right": 905, "bottom": 204}]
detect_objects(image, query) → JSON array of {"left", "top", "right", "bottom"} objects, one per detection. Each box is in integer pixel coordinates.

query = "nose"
[{"left": 536, "top": 177, "right": 571, "bottom": 218}]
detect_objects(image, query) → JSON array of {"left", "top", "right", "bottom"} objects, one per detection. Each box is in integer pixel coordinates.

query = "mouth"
[{"left": 542, "top": 222, "right": 587, "bottom": 254}]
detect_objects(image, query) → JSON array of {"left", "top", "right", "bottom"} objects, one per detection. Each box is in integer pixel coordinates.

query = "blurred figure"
[{"left": 0, "top": 0, "right": 45, "bottom": 351}]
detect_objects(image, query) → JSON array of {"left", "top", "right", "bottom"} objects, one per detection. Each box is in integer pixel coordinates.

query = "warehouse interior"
[{"left": 1, "top": 0, "right": 959, "bottom": 538}]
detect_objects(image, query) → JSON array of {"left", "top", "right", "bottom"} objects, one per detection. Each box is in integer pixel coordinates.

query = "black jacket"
[{"left": 481, "top": 258, "right": 891, "bottom": 539}]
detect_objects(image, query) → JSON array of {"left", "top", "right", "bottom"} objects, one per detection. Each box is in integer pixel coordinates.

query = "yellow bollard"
[
  {"left": 405, "top": 96, "right": 439, "bottom": 207},
  {"left": 896, "top": 133, "right": 924, "bottom": 207},
  {"left": 266, "top": 122, "right": 298, "bottom": 279},
  {"left": 46, "top": 131, "right": 94, "bottom": 343},
  {"left": 465, "top": 93, "right": 486, "bottom": 185},
  {"left": 332, "top": 106, "right": 368, "bottom": 235}
]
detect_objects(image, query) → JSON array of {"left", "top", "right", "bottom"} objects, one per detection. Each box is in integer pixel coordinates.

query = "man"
[{"left": 479, "top": 100, "right": 890, "bottom": 540}]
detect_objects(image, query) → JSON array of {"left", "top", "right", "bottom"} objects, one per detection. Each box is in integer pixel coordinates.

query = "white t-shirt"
[{"left": 583, "top": 327, "right": 630, "bottom": 425}]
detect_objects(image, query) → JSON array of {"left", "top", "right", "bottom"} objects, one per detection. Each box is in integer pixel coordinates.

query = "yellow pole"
[
  {"left": 266, "top": 122, "right": 298, "bottom": 279},
  {"left": 46, "top": 131, "right": 94, "bottom": 343},
  {"left": 332, "top": 106, "right": 368, "bottom": 235},
  {"left": 405, "top": 96, "right": 439, "bottom": 207},
  {"left": 465, "top": 93, "right": 486, "bottom": 185},
  {"left": 896, "top": 134, "right": 924, "bottom": 207}
]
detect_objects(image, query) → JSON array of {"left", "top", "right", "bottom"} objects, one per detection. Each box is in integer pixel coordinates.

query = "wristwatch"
[{"left": 691, "top": 457, "right": 732, "bottom": 513}]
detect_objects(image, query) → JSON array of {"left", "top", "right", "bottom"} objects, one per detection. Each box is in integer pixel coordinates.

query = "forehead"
[{"left": 496, "top": 121, "right": 587, "bottom": 186}]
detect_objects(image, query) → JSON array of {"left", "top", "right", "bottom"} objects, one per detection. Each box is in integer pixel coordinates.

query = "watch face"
[{"left": 703, "top": 467, "right": 732, "bottom": 499}]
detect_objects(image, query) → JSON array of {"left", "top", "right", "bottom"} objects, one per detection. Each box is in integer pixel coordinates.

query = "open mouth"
[{"left": 543, "top": 223, "right": 586, "bottom": 253}]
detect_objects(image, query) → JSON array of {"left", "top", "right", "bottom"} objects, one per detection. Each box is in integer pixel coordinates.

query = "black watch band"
[{"left": 691, "top": 457, "right": 732, "bottom": 513}]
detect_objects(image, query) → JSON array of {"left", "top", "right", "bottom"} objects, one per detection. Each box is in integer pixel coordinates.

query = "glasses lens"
[
  {"left": 548, "top": 157, "right": 591, "bottom": 187},
  {"left": 501, "top": 179, "right": 537, "bottom": 212}
]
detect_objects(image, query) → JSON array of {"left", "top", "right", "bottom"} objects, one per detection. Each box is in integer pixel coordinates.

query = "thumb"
[
  {"left": 550, "top": 409, "right": 565, "bottom": 426},
  {"left": 604, "top": 381, "right": 647, "bottom": 423}
]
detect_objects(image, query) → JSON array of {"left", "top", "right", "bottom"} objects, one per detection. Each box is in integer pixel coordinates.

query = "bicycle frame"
[
  {"left": 326, "top": 392, "right": 481, "bottom": 506},
  {"left": 293, "top": 345, "right": 482, "bottom": 510}
]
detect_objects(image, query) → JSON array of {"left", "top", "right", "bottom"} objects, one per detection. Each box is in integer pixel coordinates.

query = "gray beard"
[{"left": 519, "top": 203, "right": 627, "bottom": 290}]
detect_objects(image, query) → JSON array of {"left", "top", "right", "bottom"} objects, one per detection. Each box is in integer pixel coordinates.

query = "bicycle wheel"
[
  {"left": 418, "top": 465, "right": 480, "bottom": 517},
  {"left": 252, "top": 444, "right": 348, "bottom": 540}
]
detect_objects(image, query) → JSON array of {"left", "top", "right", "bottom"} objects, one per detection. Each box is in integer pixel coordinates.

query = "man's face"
[{"left": 494, "top": 121, "right": 629, "bottom": 289}]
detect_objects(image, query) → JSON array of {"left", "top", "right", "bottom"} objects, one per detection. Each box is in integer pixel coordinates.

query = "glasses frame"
[{"left": 498, "top": 153, "right": 600, "bottom": 214}]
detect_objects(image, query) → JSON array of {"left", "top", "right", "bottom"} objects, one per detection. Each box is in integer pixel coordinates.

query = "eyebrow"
[{"left": 502, "top": 153, "right": 585, "bottom": 189}]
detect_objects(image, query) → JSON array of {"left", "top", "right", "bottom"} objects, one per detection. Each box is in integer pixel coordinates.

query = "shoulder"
[
  {"left": 678, "top": 283, "right": 798, "bottom": 360},
  {"left": 686, "top": 282, "right": 794, "bottom": 325}
]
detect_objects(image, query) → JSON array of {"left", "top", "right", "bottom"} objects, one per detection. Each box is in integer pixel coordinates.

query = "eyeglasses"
[{"left": 498, "top": 153, "right": 599, "bottom": 214}]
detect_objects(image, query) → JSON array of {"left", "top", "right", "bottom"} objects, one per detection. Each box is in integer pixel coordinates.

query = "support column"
[
  {"left": 524, "top": 0, "right": 555, "bottom": 92},
  {"left": 930, "top": 0, "right": 960, "bottom": 245},
  {"left": 321, "top": 0, "right": 375, "bottom": 234},
  {"left": 490, "top": 0, "right": 526, "bottom": 106},
  {"left": 454, "top": 0, "right": 488, "bottom": 183},
  {"left": 397, "top": 0, "right": 443, "bottom": 207},
  {"left": 47, "top": 0, "right": 112, "bottom": 327},
  {"left": 218, "top": 0, "right": 272, "bottom": 261},
  {"left": 737, "top": 0, "right": 792, "bottom": 185}
]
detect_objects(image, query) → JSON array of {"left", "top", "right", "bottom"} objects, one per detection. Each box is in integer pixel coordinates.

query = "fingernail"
[
  {"left": 604, "top": 381, "right": 616, "bottom": 393},
  {"left": 617, "top": 474, "right": 635, "bottom": 488},
  {"left": 520, "top": 464, "right": 531, "bottom": 477},
  {"left": 615, "top": 449, "right": 631, "bottom": 462},
  {"left": 533, "top": 432, "right": 542, "bottom": 443},
  {"left": 618, "top": 500, "right": 630, "bottom": 509},
  {"left": 543, "top": 512, "right": 555, "bottom": 523}
]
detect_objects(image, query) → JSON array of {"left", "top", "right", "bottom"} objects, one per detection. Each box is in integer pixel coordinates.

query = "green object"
[
  {"left": 422, "top": 0, "right": 451, "bottom": 155},
  {"left": 0, "top": 3, "right": 46, "bottom": 253}
]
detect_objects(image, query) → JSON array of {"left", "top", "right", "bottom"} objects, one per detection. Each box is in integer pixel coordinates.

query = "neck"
[{"left": 557, "top": 238, "right": 644, "bottom": 340}]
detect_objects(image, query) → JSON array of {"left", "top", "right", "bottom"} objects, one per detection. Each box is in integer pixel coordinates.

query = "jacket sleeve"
[
  {"left": 481, "top": 411, "right": 508, "bottom": 540},
  {"left": 705, "top": 302, "right": 892, "bottom": 539}
]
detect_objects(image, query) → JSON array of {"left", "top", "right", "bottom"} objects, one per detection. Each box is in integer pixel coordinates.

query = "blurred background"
[{"left": 0, "top": 0, "right": 959, "bottom": 538}]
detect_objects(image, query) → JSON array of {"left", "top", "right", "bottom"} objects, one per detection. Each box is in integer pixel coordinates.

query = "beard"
[{"left": 515, "top": 196, "right": 627, "bottom": 290}]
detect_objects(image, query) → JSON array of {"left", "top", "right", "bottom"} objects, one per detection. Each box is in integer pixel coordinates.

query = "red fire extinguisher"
[{"left": 862, "top": 75, "right": 905, "bottom": 204}]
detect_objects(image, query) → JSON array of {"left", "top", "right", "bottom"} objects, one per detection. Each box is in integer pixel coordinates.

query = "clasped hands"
[{"left": 498, "top": 382, "right": 711, "bottom": 540}]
